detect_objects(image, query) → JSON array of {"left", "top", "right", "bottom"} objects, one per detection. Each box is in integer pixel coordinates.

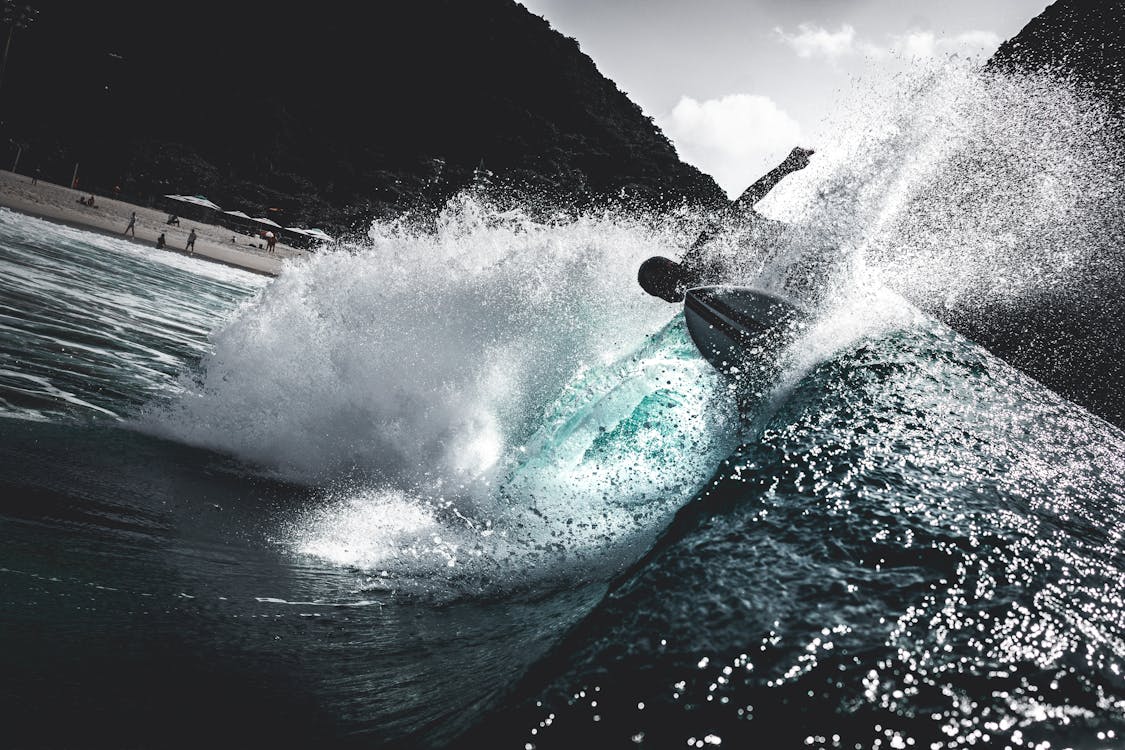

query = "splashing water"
[
  {"left": 143, "top": 204, "right": 743, "bottom": 592},
  {"left": 144, "top": 61, "right": 1124, "bottom": 599},
  {"left": 6, "top": 57, "right": 1125, "bottom": 748},
  {"left": 149, "top": 204, "right": 713, "bottom": 482},
  {"left": 290, "top": 318, "right": 740, "bottom": 594},
  {"left": 755, "top": 62, "right": 1124, "bottom": 317}
]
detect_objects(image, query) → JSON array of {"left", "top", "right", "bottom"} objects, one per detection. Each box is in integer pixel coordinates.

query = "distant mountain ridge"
[
  {"left": 0, "top": 0, "right": 726, "bottom": 230},
  {"left": 987, "top": 0, "right": 1125, "bottom": 105},
  {"left": 952, "top": 0, "right": 1125, "bottom": 428}
]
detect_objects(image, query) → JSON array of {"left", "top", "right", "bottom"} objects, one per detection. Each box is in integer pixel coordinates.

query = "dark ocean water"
[
  {"left": 469, "top": 323, "right": 1125, "bottom": 749},
  {"left": 3, "top": 192, "right": 1125, "bottom": 750}
]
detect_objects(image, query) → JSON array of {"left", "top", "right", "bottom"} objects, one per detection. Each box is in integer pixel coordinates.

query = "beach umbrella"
[
  {"left": 252, "top": 216, "right": 283, "bottom": 228},
  {"left": 223, "top": 210, "right": 252, "bottom": 219}
]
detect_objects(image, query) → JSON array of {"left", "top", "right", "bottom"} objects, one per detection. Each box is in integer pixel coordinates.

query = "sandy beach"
[{"left": 0, "top": 170, "right": 308, "bottom": 275}]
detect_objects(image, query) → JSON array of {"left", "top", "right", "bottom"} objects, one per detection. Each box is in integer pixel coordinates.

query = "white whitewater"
[{"left": 145, "top": 61, "right": 1124, "bottom": 595}]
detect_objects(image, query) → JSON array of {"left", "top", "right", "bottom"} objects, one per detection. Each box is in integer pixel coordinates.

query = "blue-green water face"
[{"left": 495, "top": 321, "right": 1125, "bottom": 749}]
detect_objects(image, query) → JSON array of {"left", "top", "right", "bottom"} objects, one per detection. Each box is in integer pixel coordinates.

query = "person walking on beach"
[
  {"left": 156, "top": 233, "right": 166, "bottom": 250},
  {"left": 265, "top": 231, "right": 277, "bottom": 253},
  {"left": 124, "top": 212, "right": 137, "bottom": 237},
  {"left": 186, "top": 228, "right": 197, "bottom": 254}
]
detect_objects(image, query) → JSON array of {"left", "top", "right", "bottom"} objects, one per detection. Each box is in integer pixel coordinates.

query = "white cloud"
[
  {"left": 773, "top": 23, "right": 857, "bottom": 59},
  {"left": 889, "top": 29, "right": 1001, "bottom": 59},
  {"left": 659, "top": 94, "right": 803, "bottom": 199},
  {"left": 774, "top": 24, "right": 1001, "bottom": 62}
]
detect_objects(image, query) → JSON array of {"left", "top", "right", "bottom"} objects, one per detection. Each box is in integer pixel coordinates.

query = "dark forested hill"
[
  {"left": 0, "top": 1, "right": 726, "bottom": 229},
  {"left": 987, "top": 0, "right": 1125, "bottom": 104},
  {"left": 955, "top": 0, "right": 1125, "bottom": 427}
]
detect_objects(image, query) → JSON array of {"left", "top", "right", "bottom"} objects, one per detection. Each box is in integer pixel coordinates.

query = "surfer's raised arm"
[
  {"left": 637, "top": 146, "right": 815, "bottom": 304},
  {"left": 684, "top": 145, "right": 815, "bottom": 255},
  {"left": 730, "top": 146, "right": 815, "bottom": 214}
]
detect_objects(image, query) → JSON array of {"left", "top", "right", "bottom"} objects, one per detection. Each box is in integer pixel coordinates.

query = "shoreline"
[{"left": 0, "top": 170, "right": 310, "bottom": 277}]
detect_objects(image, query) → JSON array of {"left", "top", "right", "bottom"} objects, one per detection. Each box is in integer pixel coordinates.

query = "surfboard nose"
[{"left": 684, "top": 286, "right": 807, "bottom": 379}]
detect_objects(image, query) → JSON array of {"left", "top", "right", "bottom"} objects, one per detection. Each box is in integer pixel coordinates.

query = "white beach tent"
[
  {"left": 221, "top": 210, "right": 258, "bottom": 234},
  {"left": 303, "top": 228, "right": 335, "bottom": 243},
  {"left": 252, "top": 217, "right": 283, "bottom": 229},
  {"left": 285, "top": 227, "right": 334, "bottom": 240},
  {"left": 282, "top": 227, "right": 335, "bottom": 250},
  {"left": 165, "top": 194, "right": 222, "bottom": 211}
]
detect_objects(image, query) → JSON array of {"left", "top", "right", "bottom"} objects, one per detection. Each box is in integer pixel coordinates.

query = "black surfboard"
[{"left": 684, "top": 286, "right": 807, "bottom": 377}]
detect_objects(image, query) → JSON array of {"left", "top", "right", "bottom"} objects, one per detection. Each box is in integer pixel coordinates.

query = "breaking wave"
[{"left": 144, "top": 61, "right": 1123, "bottom": 595}]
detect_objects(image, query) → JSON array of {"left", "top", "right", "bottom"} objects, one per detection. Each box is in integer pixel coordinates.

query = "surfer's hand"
[{"left": 784, "top": 146, "right": 815, "bottom": 171}]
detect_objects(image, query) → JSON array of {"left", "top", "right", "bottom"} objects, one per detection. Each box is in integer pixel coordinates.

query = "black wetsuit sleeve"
[
  {"left": 729, "top": 153, "right": 808, "bottom": 214},
  {"left": 683, "top": 148, "right": 812, "bottom": 269}
]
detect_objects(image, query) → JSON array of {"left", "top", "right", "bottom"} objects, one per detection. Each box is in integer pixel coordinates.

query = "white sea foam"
[
  {"left": 143, "top": 203, "right": 741, "bottom": 591},
  {"left": 144, "top": 61, "right": 1124, "bottom": 593},
  {"left": 147, "top": 204, "right": 702, "bottom": 484}
]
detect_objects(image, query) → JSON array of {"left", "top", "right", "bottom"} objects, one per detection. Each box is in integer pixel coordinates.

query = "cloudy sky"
[{"left": 517, "top": 0, "right": 1052, "bottom": 196}]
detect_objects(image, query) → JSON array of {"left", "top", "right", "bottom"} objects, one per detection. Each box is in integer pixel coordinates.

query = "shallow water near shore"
[{"left": 4, "top": 64, "right": 1125, "bottom": 748}]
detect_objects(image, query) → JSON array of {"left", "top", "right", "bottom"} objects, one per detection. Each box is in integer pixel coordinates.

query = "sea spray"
[
  {"left": 758, "top": 62, "right": 1125, "bottom": 318},
  {"left": 146, "top": 60, "right": 1125, "bottom": 479},
  {"left": 147, "top": 61, "right": 1125, "bottom": 595},
  {"left": 146, "top": 205, "right": 744, "bottom": 593},
  {"left": 285, "top": 319, "right": 740, "bottom": 596},
  {"left": 148, "top": 205, "right": 699, "bottom": 485}
]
